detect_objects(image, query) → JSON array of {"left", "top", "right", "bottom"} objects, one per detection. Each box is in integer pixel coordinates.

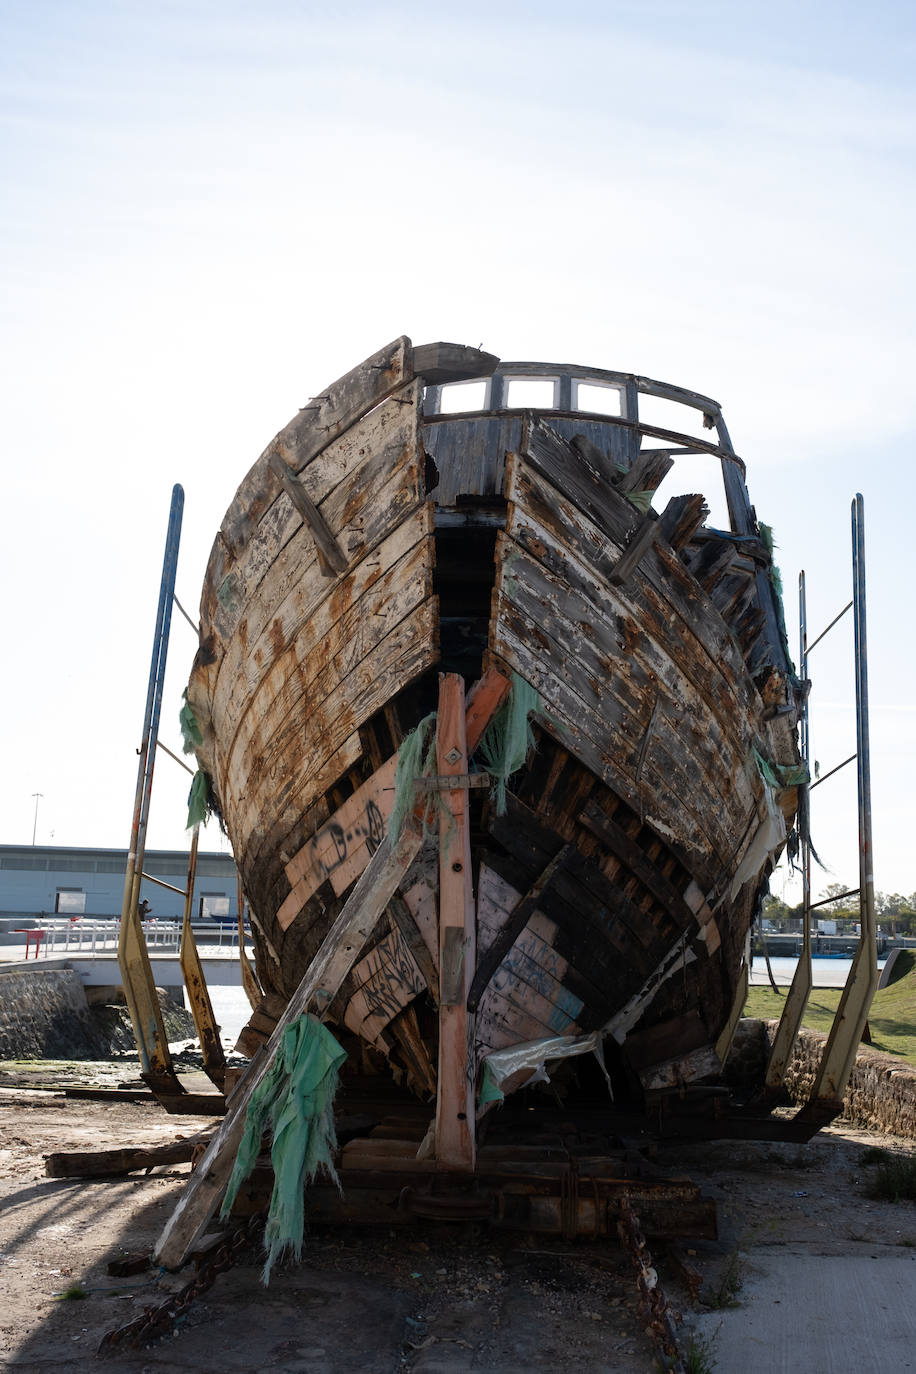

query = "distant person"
[{"left": 138, "top": 899, "right": 152, "bottom": 918}]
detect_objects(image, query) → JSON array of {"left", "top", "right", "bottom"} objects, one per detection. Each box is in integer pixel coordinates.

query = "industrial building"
[{"left": 0, "top": 844, "right": 239, "bottom": 922}]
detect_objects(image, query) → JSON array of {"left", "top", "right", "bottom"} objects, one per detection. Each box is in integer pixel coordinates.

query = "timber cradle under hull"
[{"left": 185, "top": 337, "right": 804, "bottom": 1142}]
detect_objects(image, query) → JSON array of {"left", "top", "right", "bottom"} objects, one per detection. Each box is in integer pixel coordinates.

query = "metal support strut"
[
  {"left": 117, "top": 485, "right": 186, "bottom": 1095},
  {"left": 765, "top": 495, "right": 877, "bottom": 1126}
]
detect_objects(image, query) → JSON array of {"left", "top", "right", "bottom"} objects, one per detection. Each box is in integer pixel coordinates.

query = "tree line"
[{"left": 763, "top": 884, "right": 916, "bottom": 934}]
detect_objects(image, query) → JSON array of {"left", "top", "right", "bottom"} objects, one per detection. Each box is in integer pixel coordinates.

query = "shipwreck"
[{"left": 176, "top": 336, "right": 806, "bottom": 1150}]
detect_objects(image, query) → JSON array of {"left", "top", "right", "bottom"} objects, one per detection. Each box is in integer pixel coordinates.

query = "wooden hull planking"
[{"left": 185, "top": 338, "right": 803, "bottom": 1135}]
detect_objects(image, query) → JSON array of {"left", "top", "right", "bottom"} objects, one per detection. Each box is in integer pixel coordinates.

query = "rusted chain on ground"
[
  {"left": 97, "top": 1214, "right": 264, "bottom": 1355},
  {"left": 617, "top": 1194, "right": 686, "bottom": 1374}
]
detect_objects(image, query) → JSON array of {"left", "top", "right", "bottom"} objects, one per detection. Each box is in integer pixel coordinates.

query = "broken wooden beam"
[
  {"left": 45, "top": 1132, "right": 215, "bottom": 1179},
  {"left": 609, "top": 515, "right": 660, "bottom": 587}
]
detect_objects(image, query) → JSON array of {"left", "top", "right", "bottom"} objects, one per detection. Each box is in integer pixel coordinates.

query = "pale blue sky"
[{"left": 2, "top": 1, "right": 914, "bottom": 900}]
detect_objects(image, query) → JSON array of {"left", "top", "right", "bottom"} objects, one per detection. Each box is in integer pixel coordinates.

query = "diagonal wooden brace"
[{"left": 154, "top": 818, "right": 423, "bottom": 1270}]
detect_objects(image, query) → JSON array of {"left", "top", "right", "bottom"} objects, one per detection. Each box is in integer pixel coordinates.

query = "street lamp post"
[{"left": 31, "top": 793, "right": 43, "bottom": 846}]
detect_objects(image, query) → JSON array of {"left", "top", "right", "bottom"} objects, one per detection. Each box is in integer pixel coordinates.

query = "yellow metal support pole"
[
  {"left": 179, "top": 826, "right": 226, "bottom": 1088},
  {"left": 117, "top": 486, "right": 185, "bottom": 1096}
]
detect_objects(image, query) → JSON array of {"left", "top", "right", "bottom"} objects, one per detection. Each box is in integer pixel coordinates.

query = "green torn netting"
[
  {"left": 625, "top": 489, "right": 655, "bottom": 515},
  {"left": 221, "top": 1014, "right": 346, "bottom": 1284},
  {"left": 179, "top": 690, "right": 203, "bottom": 754},
  {"left": 186, "top": 770, "right": 209, "bottom": 829},
  {"left": 477, "top": 673, "right": 541, "bottom": 815},
  {"left": 754, "top": 748, "right": 809, "bottom": 790},
  {"left": 387, "top": 711, "right": 437, "bottom": 841}
]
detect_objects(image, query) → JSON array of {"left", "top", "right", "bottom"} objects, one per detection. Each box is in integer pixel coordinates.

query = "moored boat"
[{"left": 183, "top": 336, "right": 805, "bottom": 1159}]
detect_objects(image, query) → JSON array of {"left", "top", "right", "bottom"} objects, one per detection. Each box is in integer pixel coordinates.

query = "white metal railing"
[{"left": 19, "top": 917, "right": 253, "bottom": 959}]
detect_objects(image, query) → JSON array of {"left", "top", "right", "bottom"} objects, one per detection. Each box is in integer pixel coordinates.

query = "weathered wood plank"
[
  {"left": 475, "top": 858, "right": 614, "bottom": 1024},
  {"left": 524, "top": 419, "right": 640, "bottom": 546},
  {"left": 215, "top": 338, "right": 412, "bottom": 566},
  {"left": 464, "top": 666, "right": 513, "bottom": 750},
  {"left": 210, "top": 425, "right": 427, "bottom": 760},
  {"left": 277, "top": 668, "right": 512, "bottom": 932},
  {"left": 154, "top": 819, "right": 423, "bottom": 1271},
  {"left": 267, "top": 448, "right": 348, "bottom": 576},
  {"left": 615, "top": 446, "right": 675, "bottom": 495},
  {"left": 608, "top": 514, "right": 660, "bottom": 586},
  {"left": 488, "top": 795, "right": 666, "bottom": 975},
  {"left": 45, "top": 1132, "right": 213, "bottom": 1179},
  {"left": 413, "top": 342, "right": 499, "bottom": 385},
  {"left": 343, "top": 925, "right": 426, "bottom": 1043},
  {"left": 233, "top": 732, "right": 362, "bottom": 902},
  {"left": 467, "top": 845, "right": 574, "bottom": 1012},
  {"left": 207, "top": 379, "right": 423, "bottom": 642},
  {"left": 657, "top": 493, "right": 708, "bottom": 554},
  {"left": 475, "top": 985, "right": 561, "bottom": 1052},
  {"left": 278, "top": 758, "right": 397, "bottom": 928},
  {"left": 228, "top": 539, "right": 433, "bottom": 797},
  {"left": 212, "top": 467, "right": 432, "bottom": 736},
  {"left": 504, "top": 451, "right": 758, "bottom": 752},
  {"left": 488, "top": 607, "right": 731, "bottom": 873},
  {"left": 576, "top": 800, "right": 700, "bottom": 935},
  {"left": 435, "top": 674, "right": 476, "bottom": 1171},
  {"left": 488, "top": 954, "right": 583, "bottom": 1038},
  {"left": 243, "top": 597, "right": 438, "bottom": 875},
  {"left": 387, "top": 894, "right": 439, "bottom": 1003}
]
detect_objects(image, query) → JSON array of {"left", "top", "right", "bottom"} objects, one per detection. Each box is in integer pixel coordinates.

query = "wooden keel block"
[{"left": 434, "top": 673, "right": 476, "bottom": 1172}]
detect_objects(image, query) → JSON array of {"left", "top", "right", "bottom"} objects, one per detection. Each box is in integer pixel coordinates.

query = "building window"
[
  {"left": 55, "top": 888, "right": 86, "bottom": 914},
  {"left": 199, "top": 893, "right": 230, "bottom": 919}
]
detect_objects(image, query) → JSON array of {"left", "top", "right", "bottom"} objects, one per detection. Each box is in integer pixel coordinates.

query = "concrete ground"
[
  {"left": 3, "top": 1065, "right": 916, "bottom": 1372},
  {"left": 692, "top": 1251, "right": 916, "bottom": 1373}
]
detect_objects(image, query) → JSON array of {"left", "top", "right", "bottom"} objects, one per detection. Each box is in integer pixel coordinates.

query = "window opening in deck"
[
  {"left": 504, "top": 376, "right": 558, "bottom": 409},
  {"left": 438, "top": 379, "right": 488, "bottom": 414},
  {"left": 574, "top": 380, "right": 624, "bottom": 417},
  {"left": 651, "top": 452, "right": 730, "bottom": 530},
  {"left": 637, "top": 391, "right": 716, "bottom": 442},
  {"left": 200, "top": 892, "right": 230, "bottom": 918},
  {"left": 55, "top": 888, "right": 86, "bottom": 914}
]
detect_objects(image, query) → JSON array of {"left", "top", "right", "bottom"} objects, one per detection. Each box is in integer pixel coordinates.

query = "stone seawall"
[
  {"left": 764, "top": 1020, "right": 916, "bottom": 1139},
  {"left": 0, "top": 967, "right": 198, "bottom": 1060},
  {"left": 0, "top": 967, "right": 112, "bottom": 1059}
]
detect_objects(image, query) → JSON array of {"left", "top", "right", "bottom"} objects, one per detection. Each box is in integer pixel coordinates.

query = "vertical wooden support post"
[{"left": 435, "top": 673, "right": 476, "bottom": 1172}]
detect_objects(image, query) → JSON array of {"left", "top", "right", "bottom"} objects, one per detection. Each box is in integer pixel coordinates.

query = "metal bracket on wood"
[{"left": 414, "top": 773, "right": 491, "bottom": 792}]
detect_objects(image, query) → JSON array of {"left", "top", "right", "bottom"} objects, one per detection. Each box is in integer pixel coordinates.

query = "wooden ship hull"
[{"left": 185, "top": 336, "right": 804, "bottom": 1159}]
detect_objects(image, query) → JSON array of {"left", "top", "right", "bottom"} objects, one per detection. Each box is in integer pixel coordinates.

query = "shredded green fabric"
[
  {"left": 625, "top": 489, "right": 655, "bottom": 515},
  {"left": 477, "top": 673, "right": 541, "bottom": 816},
  {"left": 186, "top": 770, "right": 209, "bottom": 829},
  {"left": 221, "top": 1014, "right": 346, "bottom": 1284},
  {"left": 179, "top": 690, "right": 202, "bottom": 755},
  {"left": 478, "top": 1059, "right": 505, "bottom": 1106},
  {"left": 753, "top": 748, "right": 809, "bottom": 790},
  {"left": 387, "top": 711, "right": 437, "bottom": 841}
]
